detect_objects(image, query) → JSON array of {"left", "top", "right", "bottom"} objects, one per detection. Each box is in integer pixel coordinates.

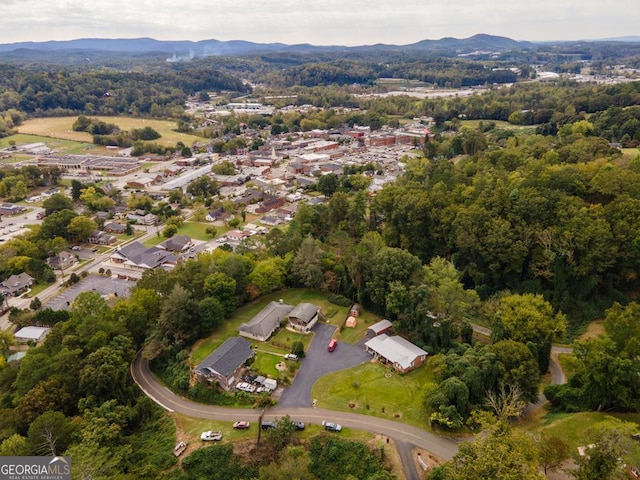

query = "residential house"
[
  {"left": 158, "top": 235, "right": 193, "bottom": 253},
  {"left": 0, "top": 272, "right": 34, "bottom": 297},
  {"left": 104, "top": 222, "right": 127, "bottom": 234},
  {"left": 287, "top": 303, "right": 320, "bottom": 332},
  {"left": 259, "top": 215, "right": 281, "bottom": 227},
  {"left": 126, "top": 211, "right": 157, "bottom": 225},
  {"left": 205, "top": 207, "right": 226, "bottom": 222},
  {"left": 238, "top": 301, "right": 293, "bottom": 342},
  {"left": 88, "top": 230, "right": 117, "bottom": 245},
  {"left": 224, "top": 229, "right": 249, "bottom": 243},
  {"left": 233, "top": 189, "right": 264, "bottom": 207},
  {"left": 46, "top": 251, "right": 78, "bottom": 271},
  {"left": 194, "top": 336, "right": 254, "bottom": 390},
  {"left": 364, "top": 334, "right": 428, "bottom": 373},
  {"left": 256, "top": 195, "right": 284, "bottom": 214}
]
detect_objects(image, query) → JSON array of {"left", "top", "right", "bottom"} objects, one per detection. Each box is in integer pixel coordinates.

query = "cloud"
[{"left": 1, "top": 0, "right": 639, "bottom": 45}]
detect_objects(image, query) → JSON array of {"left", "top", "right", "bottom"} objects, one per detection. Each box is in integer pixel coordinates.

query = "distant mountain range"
[{"left": 0, "top": 34, "right": 637, "bottom": 58}]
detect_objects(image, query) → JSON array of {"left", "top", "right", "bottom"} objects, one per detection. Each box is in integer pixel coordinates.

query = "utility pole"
[{"left": 256, "top": 408, "right": 265, "bottom": 448}]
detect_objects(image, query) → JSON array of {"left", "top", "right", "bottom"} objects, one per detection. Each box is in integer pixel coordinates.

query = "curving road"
[
  {"left": 131, "top": 353, "right": 459, "bottom": 479},
  {"left": 132, "top": 325, "right": 571, "bottom": 479}
]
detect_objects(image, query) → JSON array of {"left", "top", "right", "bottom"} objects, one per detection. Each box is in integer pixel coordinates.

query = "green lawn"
[
  {"left": 622, "top": 147, "right": 640, "bottom": 158},
  {"left": 534, "top": 411, "right": 640, "bottom": 451},
  {"left": 338, "top": 309, "right": 383, "bottom": 344},
  {"left": 0, "top": 133, "right": 101, "bottom": 155},
  {"left": 311, "top": 360, "right": 436, "bottom": 428},
  {"left": 26, "top": 282, "right": 50, "bottom": 298}
]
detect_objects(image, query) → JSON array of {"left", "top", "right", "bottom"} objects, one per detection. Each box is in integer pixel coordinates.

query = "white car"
[
  {"left": 236, "top": 382, "right": 256, "bottom": 393},
  {"left": 200, "top": 430, "right": 222, "bottom": 441},
  {"left": 284, "top": 353, "right": 299, "bottom": 361},
  {"left": 322, "top": 420, "right": 342, "bottom": 432}
]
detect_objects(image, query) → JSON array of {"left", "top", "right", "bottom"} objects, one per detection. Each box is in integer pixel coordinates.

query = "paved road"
[{"left": 278, "top": 323, "right": 370, "bottom": 407}]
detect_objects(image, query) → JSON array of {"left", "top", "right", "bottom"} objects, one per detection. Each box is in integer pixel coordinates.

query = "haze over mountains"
[{"left": 0, "top": 34, "right": 638, "bottom": 58}]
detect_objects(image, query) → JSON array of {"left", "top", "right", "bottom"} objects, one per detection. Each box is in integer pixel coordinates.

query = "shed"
[
  {"left": 368, "top": 319, "right": 393, "bottom": 336},
  {"left": 350, "top": 303, "right": 361, "bottom": 317}
]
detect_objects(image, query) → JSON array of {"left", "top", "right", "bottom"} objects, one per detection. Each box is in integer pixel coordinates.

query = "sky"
[{"left": 1, "top": 0, "right": 639, "bottom": 46}]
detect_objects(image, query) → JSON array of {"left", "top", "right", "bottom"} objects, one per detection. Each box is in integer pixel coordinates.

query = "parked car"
[
  {"left": 200, "top": 430, "right": 223, "bottom": 441},
  {"left": 322, "top": 420, "right": 342, "bottom": 432},
  {"left": 327, "top": 339, "right": 337, "bottom": 352},
  {"left": 261, "top": 421, "right": 277, "bottom": 430},
  {"left": 236, "top": 382, "right": 256, "bottom": 393},
  {"left": 293, "top": 421, "right": 305, "bottom": 430},
  {"left": 233, "top": 421, "right": 250, "bottom": 430},
  {"left": 284, "top": 353, "right": 299, "bottom": 361}
]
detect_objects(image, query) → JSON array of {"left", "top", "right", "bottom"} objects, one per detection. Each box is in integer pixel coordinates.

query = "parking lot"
[
  {"left": 278, "top": 322, "right": 371, "bottom": 408},
  {"left": 44, "top": 275, "right": 136, "bottom": 311}
]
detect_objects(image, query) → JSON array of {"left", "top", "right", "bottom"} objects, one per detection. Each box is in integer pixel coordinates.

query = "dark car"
[{"left": 261, "top": 421, "right": 277, "bottom": 430}]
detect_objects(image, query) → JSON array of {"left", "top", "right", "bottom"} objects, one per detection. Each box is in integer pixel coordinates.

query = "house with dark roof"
[
  {"left": 256, "top": 195, "right": 284, "bottom": 214},
  {"left": 287, "top": 303, "right": 320, "bottom": 333},
  {"left": 110, "top": 241, "right": 178, "bottom": 270},
  {"left": 364, "top": 334, "right": 427, "bottom": 373},
  {"left": 194, "top": 337, "right": 254, "bottom": 390},
  {"left": 205, "top": 207, "right": 226, "bottom": 222},
  {"left": 88, "top": 230, "right": 117, "bottom": 245},
  {"left": 0, "top": 203, "right": 26, "bottom": 216},
  {"left": 46, "top": 251, "right": 78, "bottom": 271},
  {"left": 238, "top": 300, "right": 293, "bottom": 342},
  {"left": 104, "top": 222, "right": 127, "bottom": 234},
  {"left": 158, "top": 235, "right": 193, "bottom": 253},
  {"left": 0, "top": 272, "right": 34, "bottom": 297}
]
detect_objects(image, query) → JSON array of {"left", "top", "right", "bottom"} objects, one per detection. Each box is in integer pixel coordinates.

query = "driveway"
[{"left": 278, "top": 322, "right": 371, "bottom": 407}]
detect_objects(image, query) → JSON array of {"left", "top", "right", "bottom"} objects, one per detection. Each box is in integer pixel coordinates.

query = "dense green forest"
[{"left": 0, "top": 62, "right": 250, "bottom": 117}]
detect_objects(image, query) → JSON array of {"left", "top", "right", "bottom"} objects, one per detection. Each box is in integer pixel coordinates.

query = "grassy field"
[
  {"left": 18, "top": 116, "right": 203, "bottom": 147},
  {"left": 622, "top": 147, "right": 640, "bottom": 159},
  {"left": 311, "top": 360, "right": 436, "bottom": 428},
  {"left": 578, "top": 319, "right": 604, "bottom": 340},
  {"left": 531, "top": 411, "right": 640, "bottom": 451},
  {"left": 0, "top": 133, "right": 102, "bottom": 155},
  {"left": 173, "top": 412, "right": 373, "bottom": 447}
]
